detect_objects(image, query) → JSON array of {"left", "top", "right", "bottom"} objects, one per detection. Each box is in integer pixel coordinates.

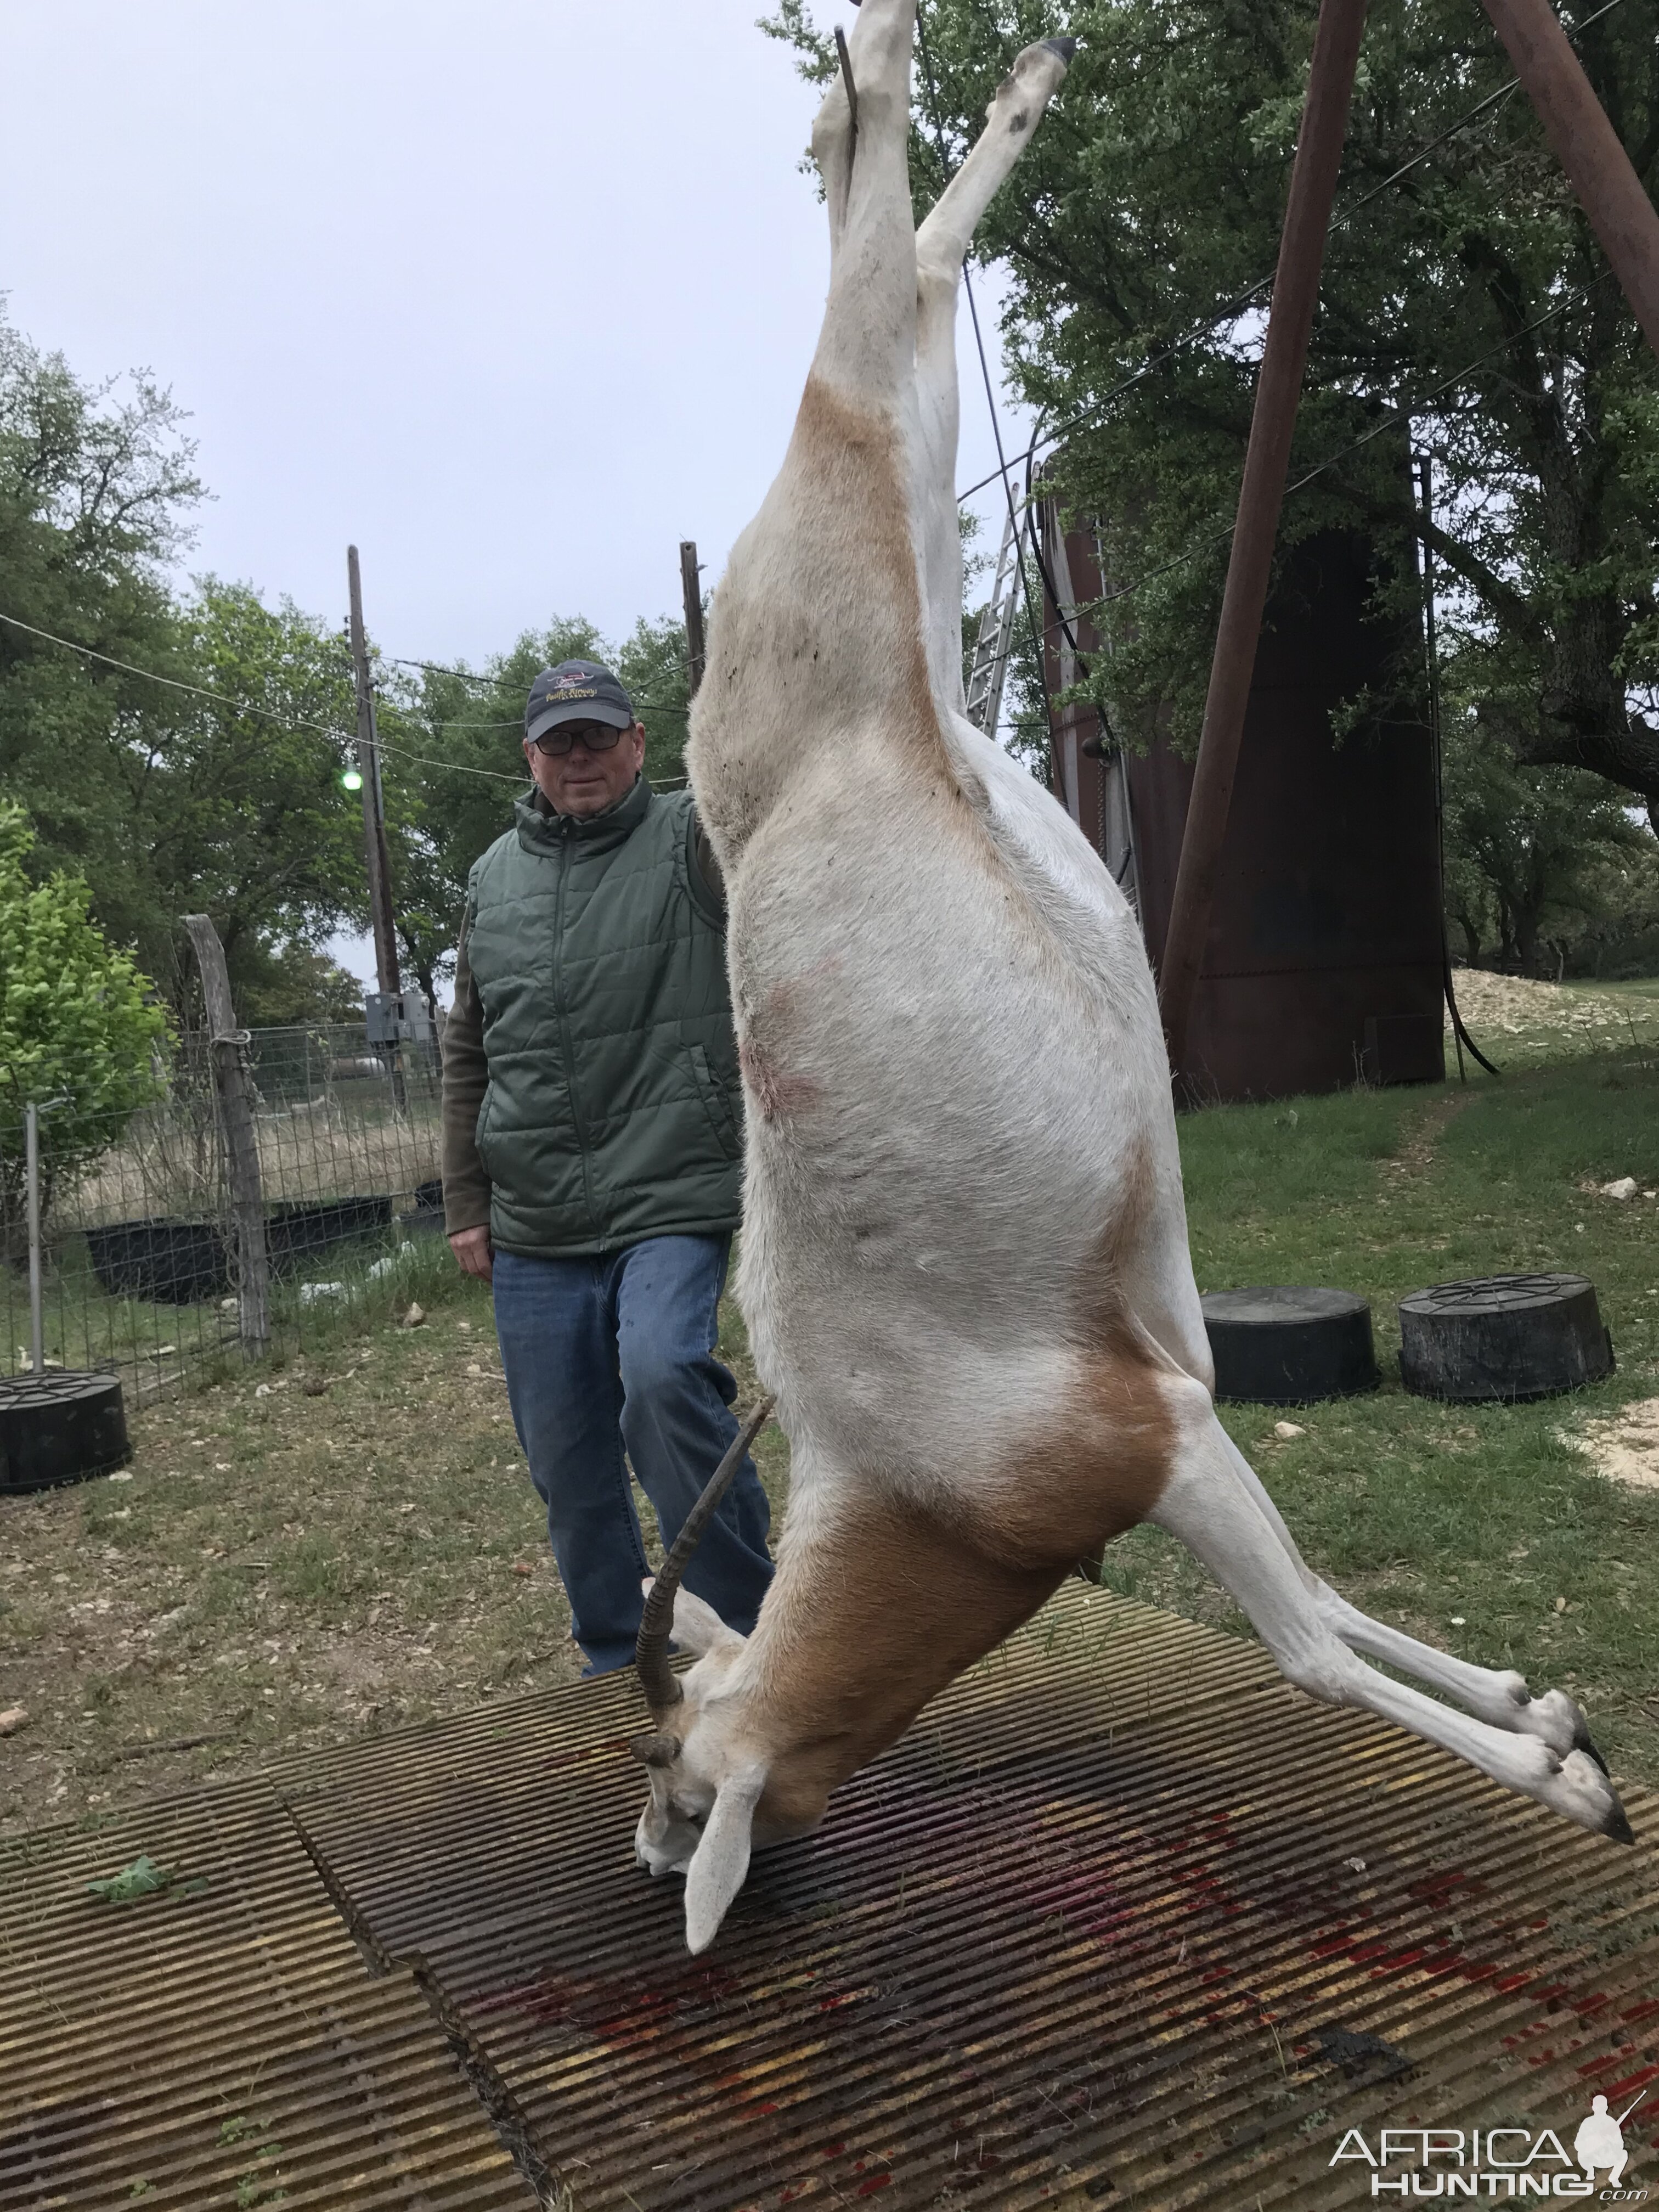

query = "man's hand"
[{"left": 449, "top": 1226, "right": 494, "bottom": 1282}]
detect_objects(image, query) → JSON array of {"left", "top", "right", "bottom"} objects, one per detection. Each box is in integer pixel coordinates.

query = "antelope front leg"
[{"left": 1150, "top": 1393, "right": 1634, "bottom": 1845}]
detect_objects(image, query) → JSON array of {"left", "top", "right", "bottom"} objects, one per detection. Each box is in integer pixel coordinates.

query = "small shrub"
[{"left": 0, "top": 803, "right": 168, "bottom": 1247}]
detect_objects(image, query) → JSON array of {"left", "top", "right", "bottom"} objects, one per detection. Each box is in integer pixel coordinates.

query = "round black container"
[
  {"left": 397, "top": 1178, "right": 447, "bottom": 1236},
  {"left": 1398, "top": 1273, "right": 1613, "bottom": 1403},
  {"left": 1201, "top": 1286, "right": 1380, "bottom": 1405},
  {"left": 82, "top": 1216, "right": 227, "bottom": 1304},
  {"left": 84, "top": 1196, "right": 395, "bottom": 1304},
  {"left": 0, "top": 1371, "right": 132, "bottom": 1495}
]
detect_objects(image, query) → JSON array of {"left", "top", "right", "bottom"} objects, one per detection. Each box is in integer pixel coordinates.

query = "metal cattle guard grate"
[{"left": 4, "top": 1585, "right": 1656, "bottom": 2209}]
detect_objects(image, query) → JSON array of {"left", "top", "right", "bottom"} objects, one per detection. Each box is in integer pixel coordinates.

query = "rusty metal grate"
[
  {"left": 274, "top": 1587, "right": 1659, "bottom": 2210},
  {"left": 0, "top": 1782, "right": 538, "bottom": 2209},
  {"left": 5, "top": 1586, "right": 1656, "bottom": 2209}
]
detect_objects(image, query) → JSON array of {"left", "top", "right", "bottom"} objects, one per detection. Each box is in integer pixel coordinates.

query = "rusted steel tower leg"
[
  {"left": 1479, "top": 0, "right": 1659, "bottom": 358},
  {"left": 1156, "top": 0, "right": 1370, "bottom": 1078}
]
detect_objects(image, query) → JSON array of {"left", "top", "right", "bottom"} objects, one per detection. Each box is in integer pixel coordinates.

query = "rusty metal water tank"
[{"left": 1039, "top": 515, "right": 1444, "bottom": 1102}]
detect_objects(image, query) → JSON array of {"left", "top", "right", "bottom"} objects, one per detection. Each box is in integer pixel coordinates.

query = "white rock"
[
  {"left": 299, "top": 1282, "right": 346, "bottom": 1305},
  {"left": 1601, "top": 1177, "right": 1639, "bottom": 1201},
  {"left": 1273, "top": 1420, "right": 1306, "bottom": 1440}
]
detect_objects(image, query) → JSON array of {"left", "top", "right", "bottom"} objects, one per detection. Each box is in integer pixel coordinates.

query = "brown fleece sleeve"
[
  {"left": 690, "top": 810, "right": 727, "bottom": 916},
  {"left": 440, "top": 914, "right": 492, "bottom": 1236}
]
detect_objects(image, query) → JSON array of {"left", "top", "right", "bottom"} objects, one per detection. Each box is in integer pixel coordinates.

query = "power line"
[
  {"left": 388, "top": 652, "right": 692, "bottom": 716},
  {"left": 0, "top": 606, "right": 528, "bottom": 785},
  {"left": 1047, "top": 273, "right": 1615, "bottom": 642},
  {"left": 953, "top": 0, "right": 1631, "bottom": 504}
]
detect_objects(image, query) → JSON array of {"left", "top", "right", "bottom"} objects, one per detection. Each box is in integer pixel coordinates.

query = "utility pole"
[
  {"left": 347, "top": 545, "right": 402, "bottom": 998},
  {"left": 680, "top": 541, "right": 706, "bottom": 699},
  {"left": 1155, "top": 0, "right": 1368, "bottom": 1079}
]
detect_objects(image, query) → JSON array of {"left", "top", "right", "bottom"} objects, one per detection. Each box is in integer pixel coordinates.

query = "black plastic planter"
[
  {"left": 82, "top": 1217, "right": 227, "bottom": 1305},
  {"left": 85, "top": 1196, "right": 395, "bottom": 1304},
  {"left": 1398, "top": 1273, "right": 1613, "bottom": 1402},
  {"left": 397, "top": 1178, "right": 446, "bottom": 1236},
  {"left": 266, "top": 1196, "right": 393, "bottom": 1271},
  {"left": 1201, "top": 1286, "right": 1380, "bottom": 1405},
  {"left": 0, "top": 1370, "right": 131, "bottom": 1495}
]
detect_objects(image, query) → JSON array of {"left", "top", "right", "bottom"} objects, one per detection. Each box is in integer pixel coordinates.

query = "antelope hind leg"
[
  {"left": 912, "top": 36, "right": 1076, "bottom": 712},
  {"left": 1149, "top": 1391, "right": 1634, "bottom": 1844},
  {"left": 1207, "top": 1424, "right": 1609, "bottom": 1768}
]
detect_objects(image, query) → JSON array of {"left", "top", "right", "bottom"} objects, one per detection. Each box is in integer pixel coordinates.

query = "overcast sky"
[
  {"left": 0, "top": 2, "right": 1031, "bottom": 989},
  {"left": 0, "top": 0, "right": 1027, "bottom": 663}
]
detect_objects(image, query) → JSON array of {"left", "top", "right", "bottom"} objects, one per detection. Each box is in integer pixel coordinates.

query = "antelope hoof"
[
  {"left": 1517, "top": 1684, "right": 1606, "bottom": 1769},
  {"left": 1553, "top": 1748, "right": 1634, "bottom": 1844}
]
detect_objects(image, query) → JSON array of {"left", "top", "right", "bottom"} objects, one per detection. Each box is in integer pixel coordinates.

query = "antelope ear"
[
  {"left": 683, "top": 1762, "right": 766, "bottom": 1954},
  {"left": 669, "top": 1586, "right": 748, "bottom": 1659}
]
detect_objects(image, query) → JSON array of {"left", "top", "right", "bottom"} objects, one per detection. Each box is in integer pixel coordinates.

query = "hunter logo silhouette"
[{"left": 1575, "top": 2095, "right": 1644, "bottom": 2189}]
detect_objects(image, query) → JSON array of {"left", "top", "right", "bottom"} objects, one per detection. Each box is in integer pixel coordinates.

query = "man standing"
[{"left": 442, "top": 657, "right": 774, "bottom": 1675}]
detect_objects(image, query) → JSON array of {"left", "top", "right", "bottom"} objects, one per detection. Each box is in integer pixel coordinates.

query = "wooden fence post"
[
  {"left": 184, "top": 914, "right": 269, "bottom": 1357},
  {"left": 680, "top": 541, "right": 707, "bottom": 700}
]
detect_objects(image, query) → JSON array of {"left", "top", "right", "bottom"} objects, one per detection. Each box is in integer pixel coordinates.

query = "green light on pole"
[{"left": 341, "top": 766, "right": 363, "bottom": 792}]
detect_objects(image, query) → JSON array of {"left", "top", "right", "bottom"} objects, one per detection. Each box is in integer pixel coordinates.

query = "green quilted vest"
[{"left": 463, "top": 779, "right": 742, "bottom": 1257}]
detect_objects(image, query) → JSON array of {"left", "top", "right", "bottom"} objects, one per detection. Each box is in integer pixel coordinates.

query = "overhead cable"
[
  {"left": 388, "top": 653, "right": 692, "bottom": 717},
  {"left": 0, "top": 606, "right": 527, "bottom": 785},
  {"left": 1046, "top": 273, "right": 1616, "bottom": 642},
  {"left": 953, "top": 0, "right": 1630, "bottom": 504}
]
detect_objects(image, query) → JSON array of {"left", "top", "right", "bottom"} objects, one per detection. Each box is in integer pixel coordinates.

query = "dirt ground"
[
  {"left": 1449, "top": 967, "right": 1659, "bottom": 1057},
  {"left": 0, "top": 1287, "right": 785, "bottom": 1836},
  {"left": 1569, "top": 1394, "right": 1659, "bottom": 1491}
]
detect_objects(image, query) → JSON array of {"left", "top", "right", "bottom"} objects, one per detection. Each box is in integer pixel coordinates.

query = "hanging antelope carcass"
[{"left": 631, "top": 0, "right": 1633, "bottom": 1956}]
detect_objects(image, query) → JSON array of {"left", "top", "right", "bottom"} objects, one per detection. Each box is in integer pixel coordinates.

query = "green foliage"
[
  {"left": 0, "top": 299, "right": 706, "bottom": 1018},
  {"left": 146, "top": 581, "right": 369, "bottom": 1009},
  {"left": 765, "top": 0, "right": 1659, "bottom": 823},
  {"left": 0, "top": 307, "right": 376, "bottom": 1024},
  {"left": 0, "top": 802, "right": 167, "bottom": 1229},
  {"left": 1442, "top": 717, "right": 1659, "bottom": 973},
  {"left": 382, "top": 610, "right": 696, "bottom": 1004},
  {"left": 86, "top": 1854, "right": 173, "bottom": 1904}
]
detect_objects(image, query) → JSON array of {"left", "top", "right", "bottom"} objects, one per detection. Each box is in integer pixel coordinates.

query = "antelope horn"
[{"left": 635, "top": 1393, "right": 776, "bottom": 1713}]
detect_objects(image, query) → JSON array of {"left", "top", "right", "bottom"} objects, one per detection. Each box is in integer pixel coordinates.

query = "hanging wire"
[
  {"left": 388, "top": 653, "right": 692, "bottom": 716},
  {"left": 1034, "top": 272, "right": 1617, "bottom": 647},
  {"left": 953, "top": 0, "right": 1632, "bottom": 505},
  {"left": 0, "top": 606, "right": 527, "bottom": 784},
  {"left": 912, "top": 6, "right": 1060, "bottom": 780}
]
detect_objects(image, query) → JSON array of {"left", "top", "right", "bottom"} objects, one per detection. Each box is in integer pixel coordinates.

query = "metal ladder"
[{"left": 964, "top": 499, "right": 1022, "bottom": 738}]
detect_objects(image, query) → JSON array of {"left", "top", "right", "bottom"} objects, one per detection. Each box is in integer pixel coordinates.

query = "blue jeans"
[{"left": 491, "top": 1235, "right": 774, "bottom": 1674}]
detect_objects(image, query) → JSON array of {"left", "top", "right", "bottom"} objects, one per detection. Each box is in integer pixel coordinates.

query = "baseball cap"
[{"left": 524, "top": 659, "right": 636, "bottom": 744}]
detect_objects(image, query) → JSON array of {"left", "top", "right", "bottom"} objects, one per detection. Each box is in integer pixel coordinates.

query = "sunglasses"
[{"left": 529, "top": 721, "right": 625, "bottom": 758}]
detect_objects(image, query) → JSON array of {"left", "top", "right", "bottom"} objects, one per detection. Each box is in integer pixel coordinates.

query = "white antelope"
[{"left": 631, "top": 0, "right": 1633, "bottom": 1956}]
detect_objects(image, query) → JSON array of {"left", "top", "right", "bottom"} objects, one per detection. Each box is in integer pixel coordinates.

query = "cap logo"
[{"left": 551, "top": 669, "right": 591, "bottom": 691}]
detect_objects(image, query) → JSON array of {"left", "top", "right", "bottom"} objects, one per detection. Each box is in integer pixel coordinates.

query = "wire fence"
[{"left": 1, "top": 1023, "right": 447, "bottom": 1408}]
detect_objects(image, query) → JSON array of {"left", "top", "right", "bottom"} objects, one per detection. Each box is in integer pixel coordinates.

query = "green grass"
[
  {"left": 1098, "top": 1047, "right": 1659, "bottom": 1787},
  {"left": 3, "top": 1029, "right": 1656, "bottom": 1837}
]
